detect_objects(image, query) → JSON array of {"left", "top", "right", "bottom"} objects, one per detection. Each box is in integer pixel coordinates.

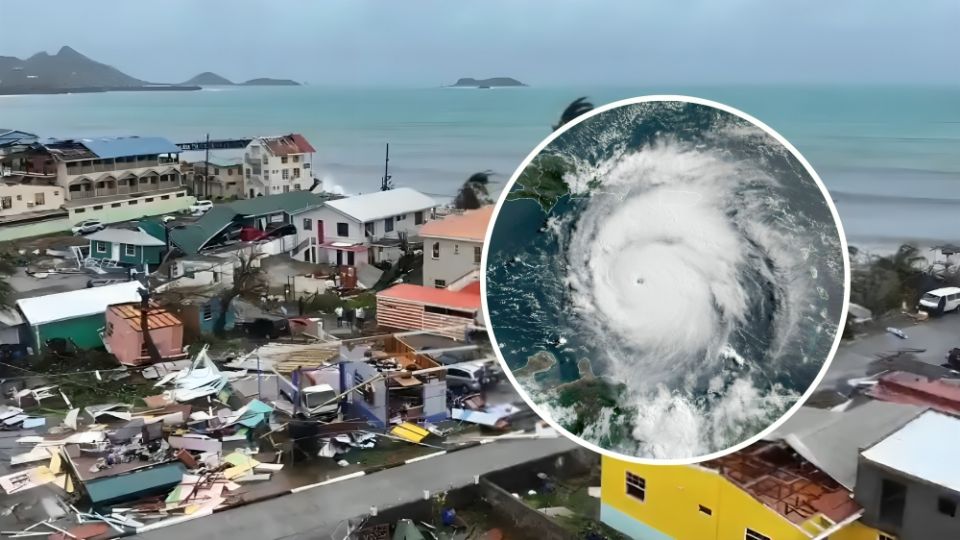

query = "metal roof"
[
  {"left": 772, "top": 401, "right": 926, "bottom": 490},
  {"left": 109, "top": 303, "right": 182, "bottom": 331},
  {"left": 86, "top": 227, "right": 165, "bottom": 247},
  {"left": 419, "top": 206, "right": 494, "bottom": 242},
  {"left": 862, "top": 410, "right": 960, "bottom": 492},
  {"left": 325, "top": 188, "right": 436, "bottom": 223},
  {"left": 257, "top": 133, "right": 316, "bottom": 156},
  {"left": 17, "top": 281, "right": 143, "bottom": 326},
  {"left": 377, "top": 283, "right": 480, "bottom": 311},
  {"left": 45, "top": 136, "right": 180, "bottom": 160}
]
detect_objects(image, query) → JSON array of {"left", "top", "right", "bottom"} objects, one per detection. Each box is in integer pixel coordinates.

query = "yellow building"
[{"left": 600, "top": 441, "right": 890, "bottom": 540}]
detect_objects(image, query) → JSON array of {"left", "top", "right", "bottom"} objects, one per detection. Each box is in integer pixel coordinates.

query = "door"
[
  {"left": 336, "top": 249, "right": 343, "bottom": 266},
  {"left": 415, "top": 211, "right": 424, "bottom": 225},
  {"left": 317, "top": 220, "right": 324, "bottom": 243},
  {"left": 111, "top": 243, "right": 120, "bottom": 261},
  {"left": 347, "top": 251, "right": 355, "bottom": 266}
]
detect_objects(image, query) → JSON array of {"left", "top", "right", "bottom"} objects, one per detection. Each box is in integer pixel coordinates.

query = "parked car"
[
  {"left": 71, "top": 219, "right": 105, "bottom": 235},
  {"left": 445, "top": 361, "right": 497, "bottom": 392},
  {"left": 189, "top": 200, "right": 214, "bottom": 215},
  {"left": 432, "top": 349, "right": 502, "bottom": 386},
  {"left": 918, "top": 287, "right": 960, "bottom": 315}
]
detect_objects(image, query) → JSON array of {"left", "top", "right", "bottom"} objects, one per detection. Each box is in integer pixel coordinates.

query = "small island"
[
  {"left": 180, "top": 72, "right": 301, "bottom": 87},
  {"left": 449, "top": 77, "right": 526, "bottom": 88},
  {"left": 514, "top": 350, "right": 557, "bottom": 378}
]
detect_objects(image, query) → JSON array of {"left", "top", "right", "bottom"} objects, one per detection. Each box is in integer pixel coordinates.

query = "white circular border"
[{"left": 480, "top": 94, "right": 851, "bottom": 465}]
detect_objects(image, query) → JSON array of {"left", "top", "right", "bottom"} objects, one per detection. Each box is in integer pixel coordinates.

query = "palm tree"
[
  {"left": 453, "top": 170, "right": 494, "bottom": 210},
  {"left": 553, "top": 97, "right": 594, "bottom": 131}
]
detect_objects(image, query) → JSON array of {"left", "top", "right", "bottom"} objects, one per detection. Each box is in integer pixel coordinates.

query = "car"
[
  {"left": 918, "top": 287, "right": 960, "bottom": 315},
  {"left": 189, "top": 200, "right": 214, "bottom": 215},
  {"left": 445, "top": 361, "right": 496, "bottom": 392},
  {"left": 71, "top": 219, "right": 104, "bottom": 235}
]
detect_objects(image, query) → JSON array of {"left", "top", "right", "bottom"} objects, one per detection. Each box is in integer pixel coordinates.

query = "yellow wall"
[{"left": 600, "top": 456, "right": 889, "bottom": 540}]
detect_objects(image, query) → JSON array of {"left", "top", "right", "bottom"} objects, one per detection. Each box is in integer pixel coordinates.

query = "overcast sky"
[{"left": 0, "top": 0, "right": 957, "bottom": 86}]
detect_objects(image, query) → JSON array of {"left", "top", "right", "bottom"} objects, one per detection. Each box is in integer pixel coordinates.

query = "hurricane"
[{"left": 485, "top": 98, "right": 847, "bottom": 460}]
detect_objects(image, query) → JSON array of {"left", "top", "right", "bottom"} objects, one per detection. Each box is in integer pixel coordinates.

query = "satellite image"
[{"left": 485, "top": 98, "right": 847, "bottom": 460}]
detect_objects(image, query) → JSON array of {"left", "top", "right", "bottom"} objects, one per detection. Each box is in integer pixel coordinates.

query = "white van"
[{"left": 918, "top": 287, "right": 960, "bottom": 314}]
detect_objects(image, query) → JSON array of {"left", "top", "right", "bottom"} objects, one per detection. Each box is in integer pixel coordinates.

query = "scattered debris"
[{"left": 886, "top": 327, "right": 908, "bottom": 339}]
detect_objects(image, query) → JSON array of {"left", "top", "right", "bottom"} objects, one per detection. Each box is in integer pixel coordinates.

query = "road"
[
  {"left": 135, "top": 437, "right": 576, "bottom": 540},
  {"left": 820, "top": 312, "right": 960, "bottom": 392}
]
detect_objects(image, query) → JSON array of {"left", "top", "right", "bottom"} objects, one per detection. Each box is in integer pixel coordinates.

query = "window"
[
  {"left": 384, "top": 217, "right": 394, "bottom": 233},
  {"left": 626, "top": 471, "right": 645, "bottom": 501},
  {"left": 699, "top": 505, "right": 712, "bottom": 516},
  {"left": 176, "top": 192, "right": 185, "bottom": 197},
  {"left": 0, "top": 196, "right": 10, "bottom": 209},
  {"left": 111, "top": 203, "right": 122, "bottom": 208},
  {"left": 432, "top": 242, "right": 440, "bottom": 259},
  {"left": 880, "top": 479, "right": 907, "bottom": 528},
  {"left": 161, "top": 195, "right": 170, "bottom": 200},
  {"left": 454, "top": 244, "right": 460, "bottom": 255},
  {"left": 447, "top": 368, "right": 466, "bottom": 378},
  {"left": 435, "top": 279, "right": 447, "bottom": 289},
  {"left": 282, "top": 169, "right": 289, "bottom": 180},
  {"left": 214, "top": 168, "right": 220, "bottom": 175},
  {"left": 423, "top": 305, "right": 473, "bottom": 318},
  {"left": 124, "top": 244, "right": 136, "bottom": 257},
  {"left": 96, "top": 241, "right": 107, "bottom": 254},
  {"left": 245, "top": 168, "right": 251, "bottom": 179},
  {"left": 294, "top": 184, "right": 301, "bottom": 191},
  {"left": 337, "top": 222, "right": 349, "bottom": 237},
  {"left": 365, "top": 222, "right": 375, "bottom": 236},
  {"left": 227, "top": 168, "right": 233, "bottom": 176},
  {"left": 283, "top": 185, "right": 290, "bottom": 193},
  {"left": 35, "top": 192, "right": 45, "bottom": 205},
  {"left": 293, "top": 155, "right": 299, "bottom": 163},
  {"left": 293, "top": 168, "right": 300, "bottom": 178},
  {"left": 15, "top": 194, "right": 22, "bottom": 201},
  {"left": 474, "top": 246, "right": 482, "bottom": 264},
  {"left": 212, "top": 270, "right": 220, "bottom": 284},
  {"left": 202, "top": 304, "right": 213, "bottom": 321},
  {"left": 93, "top": 205, "right": 103, "bottom": 210},
  {"left": 744, "top": 530, "right": 770, "bottom": 540},
  {"left": 75, "top": 208, "right": 85, "bottom": 214},
  {"left": 303, "top": 218, "right": 312, "bottom": 230},
  {"left": 939, "top": 497, "right": 957, "bottom": 517},
  {"left": 129, "top": 200, "right": 137, "bottom": 205},
  {"left": 145, "top": 197, "right": 154, "bottom": 202},
  {"left": 54, "top": 191, "right": 59, "bottom": 196},
  {"left": 303, "top": 162, "right": 310, "bottom": 169},
  {"left": 281, "top": 156, "right": 288, "bottom": 164},
  {"left": 396, "top": 213, "right": 406, "bottom": 221},
  {"left": 415, "top": 211, "right": 424, "bottom": 225}
]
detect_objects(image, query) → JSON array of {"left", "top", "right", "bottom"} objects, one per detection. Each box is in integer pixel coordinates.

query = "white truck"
[{"left": 274, "top": 366, "right": 341, "bottom": 419}]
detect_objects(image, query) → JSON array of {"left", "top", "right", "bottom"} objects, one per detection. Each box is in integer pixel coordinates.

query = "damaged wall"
[
  {"left": 422, "top": 379, "right": 446, "bottom": 422},
  {"left": 340, "top": 361, "right": 387, "bottom": 427}
]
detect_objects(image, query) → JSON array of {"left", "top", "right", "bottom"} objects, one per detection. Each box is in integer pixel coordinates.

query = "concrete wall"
[
  {"left": 340, "top": 361, "right": 387, "bottom": 427},
  {"left": 855, "top": 458, "right": 956, "bottom": 540},
  {"left": 67, "top": 190, "right": 194, "bottom": 225},
  {"left": 477, "top": 477, "right": 574, "bottom": 540},
  {"left": 0, "top": 216, "right": 71, "bottom": 242},
  {"left": 0, "top": 183, "right": 65, "bottom": 216},
  {"left": 423, "top": 237, "right": 482, "bottom": 288}
]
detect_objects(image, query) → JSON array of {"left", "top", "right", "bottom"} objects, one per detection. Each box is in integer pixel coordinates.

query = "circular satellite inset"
[{"left": 483, "top": 96, "right": 849, "bottom": 463}]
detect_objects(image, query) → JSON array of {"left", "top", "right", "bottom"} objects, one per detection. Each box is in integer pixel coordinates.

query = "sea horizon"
[{"left": 2, "top": 83, "right": 958, "bottom": 252}]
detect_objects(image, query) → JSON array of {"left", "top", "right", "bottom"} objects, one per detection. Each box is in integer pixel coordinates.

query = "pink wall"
[{"left": 105, "top": 307, "right": 184, "bottom": 366}]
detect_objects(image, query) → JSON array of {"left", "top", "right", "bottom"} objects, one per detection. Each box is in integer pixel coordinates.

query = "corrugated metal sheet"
[
  {"left": 109, "top": 302, "right": 182, "bottom": 331},
  {"left": 419, "top": 206, "right": 494, "bottom": 242},
  {"left": 325, "top": 187, "right": 436, "bottom": 223},
  {"left": 260, "top": 133, "right": 316, "bottom": 156},
  {"left": 17, "top": 281, "right": 143, "bottom": 326},
  {"left": 377, "top": 283, "right": 480, "bottom": 311},
  {"left": 85, "top": 462, "right": 184, "bottom": 506},
  {"left": 74, "top": 136, "right": 181, "bottom": 159},
  {"left": 861, "top": 410, "right": 960, "bottom": 493}
]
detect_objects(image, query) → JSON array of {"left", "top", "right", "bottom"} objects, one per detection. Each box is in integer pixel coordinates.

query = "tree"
[
  {"left": 0, "top": 253, "right": 15, "bottom": 309},
  {"left": 553, "top": 97, "right": 594, "bottom": 131},
  {"left": 850, "top": 243, "right": 929, "bottom": 314},
  {"left": 453, "top": 170, "right": 494, "bottom": 210},
  {"left": 137, "top": 286, "right": 164, "bottom": 364},
  {"left": 215, "top": 249, "right": 267, "bottom": 336}
]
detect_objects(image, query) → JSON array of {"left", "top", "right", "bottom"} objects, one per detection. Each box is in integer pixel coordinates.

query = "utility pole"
[
  {"left": 380, "top": 143, "right": 392, "bottom": 191},
  {"left": 203, "top": 133, "right": 211, "bottom": 199}
]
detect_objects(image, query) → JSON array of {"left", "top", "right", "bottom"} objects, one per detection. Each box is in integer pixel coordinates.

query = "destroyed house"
[
  {"left": 339, "top": 334, "right": 447, "bottom": 428},
  {"left": 102, "top": 302, "right": 186, "bottom": 366}
]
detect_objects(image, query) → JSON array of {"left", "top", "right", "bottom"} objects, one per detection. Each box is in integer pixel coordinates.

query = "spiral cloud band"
[{"left": 486, "top": 99, "right": 846, "bottom": 461}]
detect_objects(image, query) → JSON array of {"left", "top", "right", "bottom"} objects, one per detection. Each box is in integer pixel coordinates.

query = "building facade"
[
  {"left": 102, "top": 302, "right": 185, "bottom": 366},
  {"left": 183, "top": 157, "right": 244, "bottom": 200},
  {"left": 419, "top": 206, "right": 493, "bottom": 289},
  {"left": 0, "top": 182, "right": 65, "bottom": 217},
  {"left": 243, "top": 134, "right": 315, "bottom": 197},
  {"left": 293, "top": 187, "right": 437, "bottom": 266},
  {"left": 86, "top": 227, "right": 166, "bottom": 269}
]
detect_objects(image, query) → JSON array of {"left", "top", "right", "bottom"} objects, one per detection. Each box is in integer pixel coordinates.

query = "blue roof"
[{"left": 53, "top": 136, "right": 181, "bottom": 159}]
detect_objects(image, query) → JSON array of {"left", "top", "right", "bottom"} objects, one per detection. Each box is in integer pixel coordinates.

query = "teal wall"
[
  {"left": 89, "top": 240, "right": 163, "bottom": 265},
  {"left": 36, "top": 314, "right": 106, "bottom": 350},
  {"left": 600, "top": 503, "right": 674, "bottom": 540}
]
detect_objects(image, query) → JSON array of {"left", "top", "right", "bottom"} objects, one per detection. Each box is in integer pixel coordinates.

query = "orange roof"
[
  {"left": 419, "top": 206, "right": 495, "bottom": 242},
  {"left": 377, "top": 283, "right": 480, "bottom": 311},
  {"left": 109, "top": 302, "right": 182, "bottom": 331},
  {"left": 457, "top": 280, "right": 481, "bottom": 295}
]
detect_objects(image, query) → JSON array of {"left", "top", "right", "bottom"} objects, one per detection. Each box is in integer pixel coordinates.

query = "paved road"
[
  {"left": 820, "top": 312, "right": 960, "bottom": 391},
  {"left": 135, "top": 437, "right": 576, "bottom": 540}
]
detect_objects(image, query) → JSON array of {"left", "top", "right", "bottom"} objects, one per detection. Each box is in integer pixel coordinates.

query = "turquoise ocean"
[{"left": 1, "top": 85, "right": 958, "bottom": 250}]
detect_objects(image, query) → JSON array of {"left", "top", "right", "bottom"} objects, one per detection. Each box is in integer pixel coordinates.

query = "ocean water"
[{"left": 1, "top": 85, "right": 958, "bottom": 249}]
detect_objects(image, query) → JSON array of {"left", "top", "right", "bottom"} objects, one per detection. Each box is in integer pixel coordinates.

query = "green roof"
[
  {"left": 85, "top": 462, "right": 184, "bottom": 506},
  {"left": 168, "top": 192, "right": 327, "bottom": 255}
]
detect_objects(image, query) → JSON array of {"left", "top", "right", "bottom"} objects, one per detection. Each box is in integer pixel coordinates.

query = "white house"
[
  {"left": 293, "top": 187, "right": 437, "bottom": 266},
  {"left": 419, "top": 206, "right": 494, "bottom": 289},
  {"left": 243, "top": 134, "right": 316, "bottom": 197}
]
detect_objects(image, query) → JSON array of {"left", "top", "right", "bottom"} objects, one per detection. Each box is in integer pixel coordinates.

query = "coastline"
[{"left": 0, "top": 85, "right": 201, "bottom": 96}]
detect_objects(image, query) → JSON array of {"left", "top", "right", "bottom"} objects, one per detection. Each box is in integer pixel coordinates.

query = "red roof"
[
  {"left": 377, "top": 283, "right": 480, "bottom": 311},
  {"left": 457, "top": 281, "right": 481, "bottom": 295},
  {"left": 262, "top": 133, "right": 315, "bottom": 156},
  {"left": 868, "top": 371, "right": 960, "bottom": 414},
  {"left": 419, "top": 206, "right": 495, "bottom": 242}
]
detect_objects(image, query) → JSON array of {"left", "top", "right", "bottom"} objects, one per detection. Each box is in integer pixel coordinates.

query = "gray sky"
[{"left": 1, "top": 0, "right": 957, "bottom": 85}]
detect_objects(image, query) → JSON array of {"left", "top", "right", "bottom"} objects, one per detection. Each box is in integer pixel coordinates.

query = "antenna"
[{"left": 380, "top": 143, "right": 392, "bottom": 191}]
